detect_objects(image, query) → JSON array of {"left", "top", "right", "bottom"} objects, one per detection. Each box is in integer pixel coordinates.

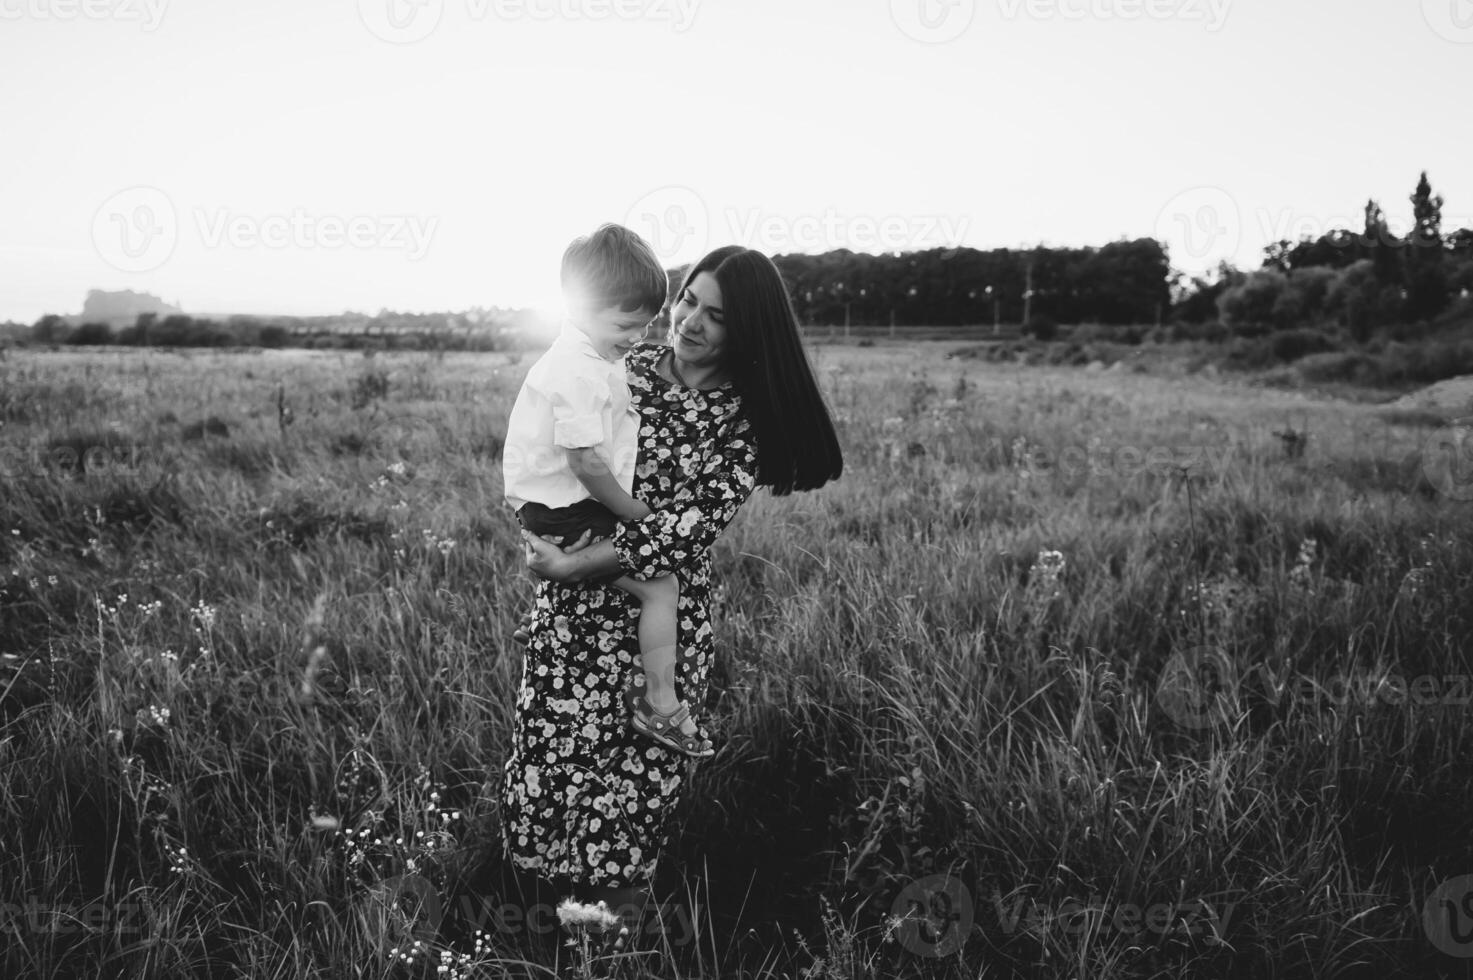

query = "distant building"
[{"left": 77, "top": 289, "right": 181, "bottom": 328}]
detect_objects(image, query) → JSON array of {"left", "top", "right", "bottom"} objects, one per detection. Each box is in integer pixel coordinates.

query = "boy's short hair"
[{"left": 560, "top": 224, "right": 669, "bottom": 315}]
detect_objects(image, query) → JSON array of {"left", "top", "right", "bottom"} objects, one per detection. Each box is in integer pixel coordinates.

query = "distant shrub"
[
  {"left": 1024, "top": 314, "right": 1060, "bottom": 342},
  {"left": 69, "top": 322, "right": 114, "bottom": 346},
  {"left": 1222, "top": 337, "right": 1279, "bottom": 372},
  {"left": 1171, "top": 320, "right": 1230, "bottom": 343},
  {"left": 1271, "top": 328, "right": 1338, "bottom": 362},
  {"left": 1298, "top": 351, "right": 1380, "bottom": 385},
  {"left": 1296, "top": 340, "right": 1473, "bottom": 388},
  {"left": 1218, "top": 269, "right": 1287, "bottom": 331}
]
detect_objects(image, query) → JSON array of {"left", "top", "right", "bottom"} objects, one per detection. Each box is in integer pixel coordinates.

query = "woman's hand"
[{"left": 521, "top": 529, "right": 593, "bottom": 582}]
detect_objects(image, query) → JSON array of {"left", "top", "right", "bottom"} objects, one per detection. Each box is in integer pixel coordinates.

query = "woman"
[{"left": 500, "top": 245, "right": 843, "bottom": 922}]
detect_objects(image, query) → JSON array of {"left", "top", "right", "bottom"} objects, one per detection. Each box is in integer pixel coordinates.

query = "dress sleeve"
[{"left": 612, "top": 413, "right": 758, "bottom": 580}]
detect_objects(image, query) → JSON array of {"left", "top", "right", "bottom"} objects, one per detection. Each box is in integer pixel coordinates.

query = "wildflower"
[
  {"left": 1028, "top": 549, "right": 1067, "bottom": 602},
  {"left": 556, "top": 899, "right": 622, "bottom": 933},
  {"left": 1289, "top": 538, "right": 1317, "bottom": 592},
  {"left": 190, "top": 601, "right": 218, "bottom": 630}
]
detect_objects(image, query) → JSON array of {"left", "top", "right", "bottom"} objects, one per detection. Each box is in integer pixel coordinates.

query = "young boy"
[{"left": 503, "top": 223, "right": 713, "bottom": 758}]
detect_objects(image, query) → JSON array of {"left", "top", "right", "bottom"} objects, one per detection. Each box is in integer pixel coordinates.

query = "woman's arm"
[
  {"left": 522, "top": 529, "right": 622, "bottom": 583},
  {"left": 521, "top": 415, "right": 759, "bottom": 583},
  {"left": 610, "top": 416, "right": 758, "bottom": 581}
]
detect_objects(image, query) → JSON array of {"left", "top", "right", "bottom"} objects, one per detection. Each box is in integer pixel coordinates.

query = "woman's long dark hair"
[{"left": 679, "top": 246, "right": 842, "bottom": 495}]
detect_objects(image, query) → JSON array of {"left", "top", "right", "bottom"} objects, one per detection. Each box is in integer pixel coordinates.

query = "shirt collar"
[{"left": 557, "top": 321, "right": 605, "bottom": 361}]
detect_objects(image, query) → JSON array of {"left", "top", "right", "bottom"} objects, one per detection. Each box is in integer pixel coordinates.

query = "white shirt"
[{"left": 503, "top": 323, "right": 640, "bottom": 512}]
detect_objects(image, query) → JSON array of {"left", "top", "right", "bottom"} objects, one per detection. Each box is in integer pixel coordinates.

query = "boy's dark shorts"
[{"left": 516, "top": 499, "right": 623, "bottom": 585}]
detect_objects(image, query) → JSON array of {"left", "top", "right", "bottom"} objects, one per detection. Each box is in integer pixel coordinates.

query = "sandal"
[{"left": 624, "top": 676, "right": 714, "bottom": 758}]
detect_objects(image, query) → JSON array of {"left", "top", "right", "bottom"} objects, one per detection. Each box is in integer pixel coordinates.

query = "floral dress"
[{"left": 499, "top": 342, "right": 758, "bottom": 887}]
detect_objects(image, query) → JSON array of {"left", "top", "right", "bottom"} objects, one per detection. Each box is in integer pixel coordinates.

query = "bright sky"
[{"left": 2, "top": 0, "right": 1470, "bottom": 321}]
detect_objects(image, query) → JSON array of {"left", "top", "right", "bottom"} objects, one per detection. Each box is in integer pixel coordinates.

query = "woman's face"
[{"left": 670, "top": 272, "right": 728, "bottom": 371}]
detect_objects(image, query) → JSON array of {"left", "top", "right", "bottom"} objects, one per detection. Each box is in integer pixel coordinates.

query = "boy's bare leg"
[{"left": 613, "top": 574, "right": 702, "bottom": 739}]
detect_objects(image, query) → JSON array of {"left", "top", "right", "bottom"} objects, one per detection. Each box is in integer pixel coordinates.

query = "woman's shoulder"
[
  {"left": 622, "top": 341, "right": 664, "bottom": 383},
  {"left": 626, "top": 340, "right": 665, "bottom": 364}
]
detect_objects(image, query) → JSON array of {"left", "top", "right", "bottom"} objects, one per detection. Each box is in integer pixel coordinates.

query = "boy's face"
[{"left": 572, "top": 304, "right": 655, "bottom": 361}]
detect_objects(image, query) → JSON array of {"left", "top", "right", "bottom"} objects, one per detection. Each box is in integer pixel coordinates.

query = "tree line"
[
  {"left": 1175, "top": 172, "right": 1473, "bottom": 339},
  {"left": 10, "top": 171, "right": 1470, "bottom": 350}
]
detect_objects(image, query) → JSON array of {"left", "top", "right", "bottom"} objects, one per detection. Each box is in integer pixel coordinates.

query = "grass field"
[{"left": 2, "top": 342, "right": 1472, "bottom": 979}]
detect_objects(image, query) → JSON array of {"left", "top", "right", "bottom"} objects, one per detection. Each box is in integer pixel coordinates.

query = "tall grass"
[{"left": 1, "top": 344, "right": 1469, "bottom": 978}]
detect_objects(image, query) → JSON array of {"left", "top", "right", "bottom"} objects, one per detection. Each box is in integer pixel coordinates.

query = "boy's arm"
[{"left": 567, "top": 447, "right": 651, "bottom": 521}]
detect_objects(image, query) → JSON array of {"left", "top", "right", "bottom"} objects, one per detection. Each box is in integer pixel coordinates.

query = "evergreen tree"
[
  {"left": 1362, "top": 199, "right": 1403, "bottom": 288},
  {"left": 1404, "top": 171, "right": 1449, "bottom": 321}
]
